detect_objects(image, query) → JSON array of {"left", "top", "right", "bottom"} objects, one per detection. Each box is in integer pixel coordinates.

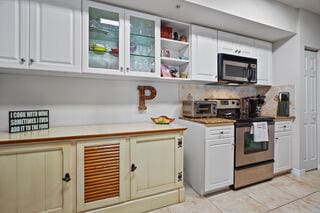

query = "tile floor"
[{"left": 150, "top": 170, "right": 320, "bottom": 213}]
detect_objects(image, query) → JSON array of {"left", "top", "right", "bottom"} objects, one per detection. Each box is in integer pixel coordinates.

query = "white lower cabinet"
[
  {"left": 180, "top": 119, "right": 234, "bottom": 195},
  {"left": 274, "top": 121, "right": 293, "bottom": 174},
  {"left": 205, "top": 138, "right": 234, "bottom": 192}
]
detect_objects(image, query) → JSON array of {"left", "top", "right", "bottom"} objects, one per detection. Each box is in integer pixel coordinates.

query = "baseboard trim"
[
  {"left": 91, "top": 188, "right": 185, "bottom": 213},
  {"left": 291, "top": 168, "right": 306, "bottom": 177}
]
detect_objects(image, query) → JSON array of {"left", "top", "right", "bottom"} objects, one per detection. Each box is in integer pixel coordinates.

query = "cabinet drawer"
[
  {"left": 275, "top": 121, "right": 292, "bottom": 132},
  {"left": 206, "top": 137, "right": 234, "bottom": 146},
  {"left": 206, "top": 125, "right": 234, "bottom": 140}
]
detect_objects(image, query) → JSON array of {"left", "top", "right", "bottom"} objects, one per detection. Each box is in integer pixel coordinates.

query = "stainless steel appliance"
[
  {"left": 218, "top": 53, "right": 257, "bottom": 84},
  {"left": 215, "top": 98, "right": 275, "bottom": 189},
  {"left": 240, "top": 95, "right": 266, "bottom": 117},
  {"left": 234, "top": 119, "right": 274, "bottom": 189},
  {"left": 182, "top": 100, "right": 217, "bottom": 118}
]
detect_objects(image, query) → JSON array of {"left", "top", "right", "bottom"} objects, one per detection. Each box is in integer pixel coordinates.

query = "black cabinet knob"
[
  {"left": 131, "top": 164, "right": 137, "bottom": 172},
  {"left": 62, "top": 173, "right": 71, "bottom": 182}
]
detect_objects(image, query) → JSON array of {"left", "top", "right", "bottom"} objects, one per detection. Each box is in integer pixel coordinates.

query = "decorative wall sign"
[
  {"left": 137, "top": 86, "right": 157, "bottom": 111},
  {"left": 9, "top": 110, "right": 49, "bottom": 133}
]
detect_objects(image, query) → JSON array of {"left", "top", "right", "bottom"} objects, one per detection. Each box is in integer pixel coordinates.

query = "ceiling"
[
  {"left": 99, "top": 0, "right": 295, "bottom": 42},
  {"left": 277, "top": 0, "right": 320, "bottom": 15}
]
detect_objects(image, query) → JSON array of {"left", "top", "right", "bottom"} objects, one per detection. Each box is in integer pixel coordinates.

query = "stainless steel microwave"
[
  {"left": 218, "top": 53, "right": 257, "bottom": 84},
  {"left": 182, "top": 100, "right": 217, "bottom": 118}
]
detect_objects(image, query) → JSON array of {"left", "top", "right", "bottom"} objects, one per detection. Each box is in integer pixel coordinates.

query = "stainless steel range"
[{"left": 212, "top": 98, "right": 275, "bottom": 189}]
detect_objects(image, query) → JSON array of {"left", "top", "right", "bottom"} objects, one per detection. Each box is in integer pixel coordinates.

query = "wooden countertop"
[
  {"left": 274, "top": 116, "right": 296, "bottom": 121},
  {"left": 180, "top": 117, "right": 236, "bottom": 126},
  {"left": 0, "top": 122, "right": 187, "bottom": 145},
  {"left": 268, "top": 116, "right": 296, "bottom": 121}
]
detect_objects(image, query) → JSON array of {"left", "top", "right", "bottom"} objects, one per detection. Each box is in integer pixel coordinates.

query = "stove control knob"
[{"left": 237, "top": 102, "right": 240, "bottom": 106}]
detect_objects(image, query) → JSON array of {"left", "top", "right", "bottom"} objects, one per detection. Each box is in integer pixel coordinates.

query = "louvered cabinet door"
[{"left": 77, "top": 138, "right": 130, "bottom": 212}]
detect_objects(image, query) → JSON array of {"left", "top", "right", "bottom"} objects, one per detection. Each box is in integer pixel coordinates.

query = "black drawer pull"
[{"left": 62, "top": 173, "right": 71, "bottom": 182}]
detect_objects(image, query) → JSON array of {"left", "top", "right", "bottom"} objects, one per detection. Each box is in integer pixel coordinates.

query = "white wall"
[
  {"left": 272, "top": 33, "right": 302, "bottom": 171},
  {"left": 273, "top": 8, "right": 320, "bottom": 172},
  {"left": 0, "top": 74, "right": 179, "bottom": 132},
  {"left": 297, "top": 9, "right": 320, "bottom": 170}
]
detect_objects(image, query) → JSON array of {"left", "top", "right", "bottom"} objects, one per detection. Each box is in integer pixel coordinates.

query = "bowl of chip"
[{"left": 151, "top": 116, "right": 175, "bottom": 124}]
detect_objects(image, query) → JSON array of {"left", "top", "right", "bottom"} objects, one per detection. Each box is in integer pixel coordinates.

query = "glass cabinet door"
[
  {"left": 83, "top": 1, "right": 124, "bottom": 74},
  {"left": 125, "top": 11, "right": 160, "bottom": 77}
]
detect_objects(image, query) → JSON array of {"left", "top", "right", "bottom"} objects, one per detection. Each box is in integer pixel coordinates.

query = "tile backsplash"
[
  {"left": 257, "top": 85, "right": 295, "bottom": 117},
  {"left": 179, "top": 84, "right": 295, "bottom": 117},
  {"left": 179, "top": 84, "right": 257, "bottom": 100}
]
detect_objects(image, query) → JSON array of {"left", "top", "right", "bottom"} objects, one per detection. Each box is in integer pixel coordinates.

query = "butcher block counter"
[
  {"left": 0, "top": 122, "right": 187, "bottom": 145},
  {"left": 179, "top": 117, "right": 236, "bottom": 126}
]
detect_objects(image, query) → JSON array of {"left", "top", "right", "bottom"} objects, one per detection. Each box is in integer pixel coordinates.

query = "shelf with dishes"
[
  {"left": 161, "top": 57, "right": 188, "bottom": 66},
  {"left": 160, "top": 18, "right": 190, "bottom": 80},
  {"left": 160, "top": 38, "right": 189, "bottom": 51}
]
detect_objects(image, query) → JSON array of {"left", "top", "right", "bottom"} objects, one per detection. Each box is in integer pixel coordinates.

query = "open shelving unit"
[
  {"left": 161, "top": 57, "right": 189, "bottom": 66},
  {"left": 160, "top": 18, "right": 190, "bottom": 80}
]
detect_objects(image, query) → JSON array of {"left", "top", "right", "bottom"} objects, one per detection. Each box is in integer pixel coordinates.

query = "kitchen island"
[{"left": 0, "top": 122, "right": 186, "bottom": 213}]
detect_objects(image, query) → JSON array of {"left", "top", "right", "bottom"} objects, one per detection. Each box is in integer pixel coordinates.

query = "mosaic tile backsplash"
[
  {"left": 179, "top": 84, "right": 295, "bottom": 117},
  {"left": 257, "top": 85, "right": 295, "bottom": 117}
]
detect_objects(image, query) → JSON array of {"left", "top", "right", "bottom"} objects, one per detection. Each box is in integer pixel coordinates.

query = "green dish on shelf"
[{"left": 92, "top": 45, "right": 107, "bottom": 55}]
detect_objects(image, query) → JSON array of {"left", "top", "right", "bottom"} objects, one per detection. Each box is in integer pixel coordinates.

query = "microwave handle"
[{"left": 247, "top": 65, "right": 253, "bottom": 82}]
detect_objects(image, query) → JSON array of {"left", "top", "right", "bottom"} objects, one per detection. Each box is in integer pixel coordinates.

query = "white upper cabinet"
[
  {"left": 191, "top": 25, "right": 218, "bottom": 82},
  {"left": 124, "top": 10, "right": 160, "bottom": 77},
  {"left": 29, "top": 0, "right": 81, "bottom": 72},
  {"left": 82, "top": 1, "right": 125, "bottom": 75},
  {"left": 0, "top": 0, "right": 29, "bottom": 69},
  {"left": 83, "top": 0, "right": 160, "bottom": 77},
  {"left": 0, "top": 0, "right": 81, "bottom": 72},
  {"left": 218, "top": 31, "right": 255, "bottom": 58},
  {"left": 255, "top": 40, "right": 272, "bottom": 85}
]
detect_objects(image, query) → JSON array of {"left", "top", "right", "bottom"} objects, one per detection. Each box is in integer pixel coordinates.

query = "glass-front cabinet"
[
  {"left": 82, "top": 0, "right": 160, "bottom": 77},
  {"left": 124, "top": 11, "right": 160, "bottom": 77},
  {"left": 83, "top": 1, "right": 125, "bottom": 75}
]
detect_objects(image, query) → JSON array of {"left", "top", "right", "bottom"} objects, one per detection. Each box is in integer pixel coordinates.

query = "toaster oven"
[{"left": 182, "top": 100, "right": 217, "bottom": 118}]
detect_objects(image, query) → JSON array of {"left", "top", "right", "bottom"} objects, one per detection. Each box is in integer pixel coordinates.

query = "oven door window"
[
  {"left": 244, "top": 132, "right": 268, "bottom": 154},
  {"left": 195, "top": 103, "right": 212, "bottom": 114}
]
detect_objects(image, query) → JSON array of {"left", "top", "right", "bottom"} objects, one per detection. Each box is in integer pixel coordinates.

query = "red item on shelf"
[
  {"left": 111, "top": 48, "right": 119, "bottom": 53},
  {"left": 161, "top": 26, "right": 172, "bottom": 39}
]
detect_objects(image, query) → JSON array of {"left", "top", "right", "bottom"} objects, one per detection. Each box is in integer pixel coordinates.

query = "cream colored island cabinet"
[
  {"left": 0, "top": 123, "right": 186, "bottom": 213},
  {"left": 77, "top": 132, "right": 184, "bottom": 212},
  {"left": 0, "top": 142, "right": 74, "bottom": 213},
  {"left": 130, "top": 133, "right": 184, "bottom": 199},
  {"left": 76, "top": 137, "right": 130, "bottom": 212}
]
